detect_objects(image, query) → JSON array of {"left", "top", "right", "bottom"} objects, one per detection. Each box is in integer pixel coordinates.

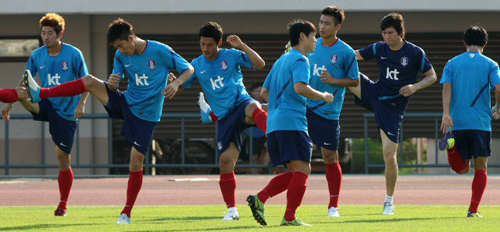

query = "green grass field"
[{"left": 0, "top": 205, "right": 498, "bottom": 231}]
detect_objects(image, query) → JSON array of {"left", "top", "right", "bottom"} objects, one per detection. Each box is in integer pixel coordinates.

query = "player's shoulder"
[
  {"left": 404, "top": 41, "right": 426, "bottom": 54},
  {"left": 62, "top": 43, "right": 85, "bottom": 57},
  {"left": 31, "top": 45, "right": 47, "bottom": 57},
  {"left": 147, "top": 40, "right": 173, "bottom": 52},
  {"left": 336, "top": 39, "right": 356, "bottom": 54}
]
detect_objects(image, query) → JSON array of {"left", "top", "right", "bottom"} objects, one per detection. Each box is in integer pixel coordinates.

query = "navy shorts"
[
  {"left": 307, "top": 108, "right": 340, "bottom": 150},
  {"left": 453, "top": 130, "right": 491, "bottom": 160},
  {"left": 354, "top": 74, "right": 409, "bottom": 143},
  {"left": 31, "top": 99, "right": 77, "bottom": 154},
  {"left": 104, "top": 83, "right": 158, "bottom": 155},
  {"left": 216, "top": 98, "right": 256, "bottom": 154},
  {"left": 267, "top": 131, "right": 313, "bottom": 167}
]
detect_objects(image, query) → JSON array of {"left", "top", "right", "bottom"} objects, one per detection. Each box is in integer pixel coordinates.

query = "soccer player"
[
  {"left": 3, "top": 18, "right": 194, "bottom": 224},
  {"left": 247, "top": 19, "right": 334, "bottom": 226},
  {"left": 181, "top": 22, "right": 267, "bottom": 220},
  {"left": 306, "top": 6, "right": 359, "bottom": 217},
  {"left": 0, "top": 13, "right": 89, "bottom": 217},
  {"left": 350, "top": 13, "right": 437, "bottom": 215},
  {"left": 440, "top": 26, "right": 500, "bottom": 218}
]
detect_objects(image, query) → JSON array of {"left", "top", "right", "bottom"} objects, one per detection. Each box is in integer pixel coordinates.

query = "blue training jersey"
[
  {"left": 440, "top": 51, "right": 500, "bottom": 131},
  {"left": 182, "top": 48, "right": 253, "bottom": 119},
  {"left": 113, "top": 40, "right": 192, "bottom": 122},
  {"left": 26, "top": 42, "right": 88, "bottom": 121},
  {"left": 264, "top": 49, "right": 311, "bottom": 134},
  {"left": 307, "top": 38, "right": 359, "bottom": 120},
  {"left": 359, "top": 41, "right": 433, "bottom": 97}
]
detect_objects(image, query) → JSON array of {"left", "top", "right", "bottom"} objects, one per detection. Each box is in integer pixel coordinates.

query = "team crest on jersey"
[
  {"left": 330, "top": 54, "right": 339, "bottom": 64},
  {"left": 219, "top": 60, "right": 228, "bottom": 70},
  {"left": 148, "top": 59, "right": 156, "bottom": 70},
  {"left": 62, "top": 61, "right": 69, "bottom": 71},
  {"left": 401, "top": 57, "right": 409, "bottom": 66}
]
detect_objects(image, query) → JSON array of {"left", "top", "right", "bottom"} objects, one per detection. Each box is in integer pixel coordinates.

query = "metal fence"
[
  {"left": 363, "top": 112, "right": 500, "bottom": 173},
  {"left": 0, "top": 113, "right": 270, "bottom": 176}
]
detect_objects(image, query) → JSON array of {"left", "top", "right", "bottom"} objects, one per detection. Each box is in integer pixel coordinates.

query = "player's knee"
[
  {"left": 457, "top": 166, "right": 470, "bottom": 174},
  {"left": 245, "top": 102, "right": 260, "bottom": 116},
  {"left": 383, "top": 154, "right": 397, "bottom": 164},
  {"left": 322, "top": 151, "right": 339, "bottom": 164},
  {"left": 82, "top": 75, "right": 97, "bottom": 88}
]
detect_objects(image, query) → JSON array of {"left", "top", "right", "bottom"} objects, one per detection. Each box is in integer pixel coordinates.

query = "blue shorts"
[
  {"left": 453, "top": 130, "right": 491, "bottom": 159},
  {"left": 267, "top": 131, "right": 313, "bottom": 167},
  {"left": 354, "top": 74, "right": 409, "bottom": 143},
  {"left": 216, "top": 98, "right": 256, "bottom": 154},
  {"left": 307, "top": 108, "right": 340, "bottom": 150},
  {"left": 104, "top": 83, "right": 158, "bottom": 155},
  {"left": 31, "top": 99, "right": 77, "bottom": 154}
]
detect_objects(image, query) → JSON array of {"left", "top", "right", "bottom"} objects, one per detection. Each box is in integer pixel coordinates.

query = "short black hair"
[
  {"left": 288, "top": 19, "right": 316, "bottom": 47},
  {"left": 464, "top": 26, "right": 488, "bottom": 47},
  {"left": 107, "top": 18, "right": 134, "bottom": 45},
  {"left": 380, "top": 13, "right": 405, "bottom": 38},
  {"left": 249, "top": 82, "right": 263, "bottom": 91},
  {"left": 321, "top": 6, "right": 345, "bottom": 25},
  {"left": 199, "top": 22, "right": 223, "bottom": 43}
]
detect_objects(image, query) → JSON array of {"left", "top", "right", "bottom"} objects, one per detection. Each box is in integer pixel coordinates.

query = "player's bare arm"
[
  {"left": 494, "top": 84, "right": 500, "bottom": 120},
  {"left": 320, "top": 70, "right": 359, "bottom": 87},
  {"left": 399, "top": 68, "right": 437, "bottom": 97},
  {"left": 226, "top": 35, "right": 265, "bottom": 70},
  {"left": 163, "top": 66, "right": 195, "bottom": 99},
  {"left": 294, "top": 82, "right": 334, "bottom": 103},
  {"left": 440, "top": 83, "right": 453, "bottom": 134},
  {"left": 354, "top": 50, "right": 364, "bottom": 61},
  {"left": 74, "top": 92, "right": 89, "bottom": 120},
  {"left": 260, "top": 87, "right": 269, "bottom": 103}
]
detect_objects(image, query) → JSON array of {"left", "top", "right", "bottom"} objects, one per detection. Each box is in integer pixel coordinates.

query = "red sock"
[
  {"left": 447, "top": 147, "right": 467, "bottom": 173},
  {"left": 0, "top": 88, "right": 18, "bottom": 103},
  {"left": 57, "top": 168, "right": 73, "bottom": 209},
  {"left": 121, "top": 170, "right": 144, "bottom": 218},
  {"left": 40, "top": 78, "right": 86, "bottom": 99},
  {"left": 252, "top": 107, "right": 267, "bottom": 134},
  {"left": 209, "top": 111, "right": 219, "bottom": 122},
  {"left": 257, "top": 172, "right": 293, "bottom": 203},
  {"left": 219, "top": 172, "right": 237, "bottom": 208},
  {"left": 469, "top": 170, "right": 487, "bottom": 213},
  {"left": 326, "top": 162, "right": 342, "bottom": 208},
  {"left": 284, "top": 172, "right": 308, "bottom": 221}
]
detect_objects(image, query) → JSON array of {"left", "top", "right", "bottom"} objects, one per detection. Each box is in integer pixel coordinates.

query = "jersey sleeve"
[
  {"left": 417, "top": 48, "right": 433, "bottom": 73},
  {"left": 358, "top": 42, "right": 379, "bottom": 61},
  {"left": 182, "top": 60, "right": 198, "bottom": 89},
  {"left": 489, "top": 61, "right": 500, "bottom": 88},
  {"left": 25, "top": 53, "right": 38, "bottom": 77},
  {"left": 164, "top": 46, "right": 192, "bottom": 74},
  {"left": 73, "top": 50, "right": 89, "bottom": 78},
  {"left": 345, "top": 50, "right": 360, "bottom": 80},
  {"left": 263, "top": 66, "right": 274, "bottom": 89},
  {"left": 112, "top": 51, "right": 125, "bottom": 80},
  {"left": 233, "top": 49, "right": 253, "bottom": 69},
  {"left": 440, "top": 60, "right": 453, "bottom": 85},
  {"left": 292, "top": 57, "right": 310, "bottom": 84}
]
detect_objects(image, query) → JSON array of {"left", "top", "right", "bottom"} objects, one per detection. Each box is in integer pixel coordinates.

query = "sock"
[
  {"left": 57, "top": 168, "right": 74, "bottom": 209},
  {"left": 40, "top": 78, "right": 86, "bottom": 99},
  {"left": 219, "top": 172, "right": 237, "bottom": 208},
  {"left": 257, "top": 172, "right": 293, "bottom": 203},
  {"left": 252, "top": 107, "right": 267, "bottom": 133},
  {"left": 209, "top": 111, "right": 219, "bottom": 122},
  {"left": 121, "top": 170, "right": 144, "bottom": 218},
  {"left": 469, "top": 170, "right": 487, "bottom": 213},
  {"left": 385, "top": 195, "right": 394, "bottom": 204},
  {"left": 326, "top": 162, "right": 342, "bottom": 209},
  {"left": 284, "top": 172, "right": 308, "bottom": 221},
  {"left": 0, "top": 88, "right": 18, "bottom": 103},
  {"left": 447, "top": 147, "right": 467, "bottom": 173}
]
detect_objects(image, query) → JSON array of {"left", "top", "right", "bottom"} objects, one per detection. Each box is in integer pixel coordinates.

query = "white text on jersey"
[
  {"left": 135, "top": 74, "right": 149, "bottom": 86},
  {"left": 313, "top": 64, "right": 326, "bottom": 77},
  {"left": 210, "top": 76, "right": 224, "bottom": 90},
  {"left": 48, "top": 73, "right": 61, "bottom": 85},
  {"left": 385, "top": 68, "right": 399, "bottom": 80}
]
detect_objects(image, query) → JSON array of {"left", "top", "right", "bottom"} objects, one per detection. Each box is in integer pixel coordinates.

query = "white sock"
[
  {"left": 228, "top": 207, "right": 238, "bottom": 213},
  {"left": 385, "top": 195, "right": 393, "bottom": 204}
]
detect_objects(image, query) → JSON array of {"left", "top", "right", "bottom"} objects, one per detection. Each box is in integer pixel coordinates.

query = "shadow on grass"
[
  {"left": 129, "top": 225, "right": 273, "bottom": 232},
  {"left": 138, "top": 216, "right": 222, "bottom": 222},
  {"left": 314, "top": 217, "right": 457, "bottom": 224},
  {"left": 0, "top": 223, "right": 93, "bottom": 231}
]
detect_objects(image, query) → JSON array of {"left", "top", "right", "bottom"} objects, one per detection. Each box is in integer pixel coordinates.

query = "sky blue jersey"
[
  {"left": 26, "top": 42, "right": 88, "bottom": 121},
  {"left": 441, "top": 51, "right": 500, "bottom": 131},
  {"left": 307, "top": 38, "right": 359, "bottom": 120},
  {"left": 113, "top": 40, "right": 192, "bottom": 122},
  {"left": 182, "top": 48, "right": 253, "bottom": 119}
]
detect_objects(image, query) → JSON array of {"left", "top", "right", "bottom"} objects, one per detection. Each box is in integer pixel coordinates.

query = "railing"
[
  {"left": 363, "top": 112, "right": 500, "bottom": 173},
  {"left": 0, "top": 113, "right": 270, "bottom": 176}
]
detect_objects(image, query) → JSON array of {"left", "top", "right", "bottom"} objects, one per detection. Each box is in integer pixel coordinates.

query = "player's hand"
[
  {"left": 2, "top": 103, "right": 13, "bottom": 121},
  {"left": 440, "top": 114, "right": 454, "bottom": 134},
  {"left": 320, "top": 70, "right": 336, "bottom": 85},
  {"left": 492, "top": 104, "right": 500, "bottom": 120},
  {"left": 163, "top": 76, "right": 179, "bottom": 99},
  {"left": 399, "top": 84, "right": 418, "bottom": 97},
  {"left": 74, "top": 103, "right": 85, "bottom": 120},
  {"left": 226, "top": 35, "right": 244, "bottom": 49},
  {"left": 261, "top": 103, "right": 268, "bottom": 112},
  {"left": 168, "top": 72, "right": 177, "bottom": 84},
  {"left": 323, "top": 92, "right": 334, "bottom": 103},
  {"left": 108, "top": 73, "right": 120, "bottom": 91}
]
